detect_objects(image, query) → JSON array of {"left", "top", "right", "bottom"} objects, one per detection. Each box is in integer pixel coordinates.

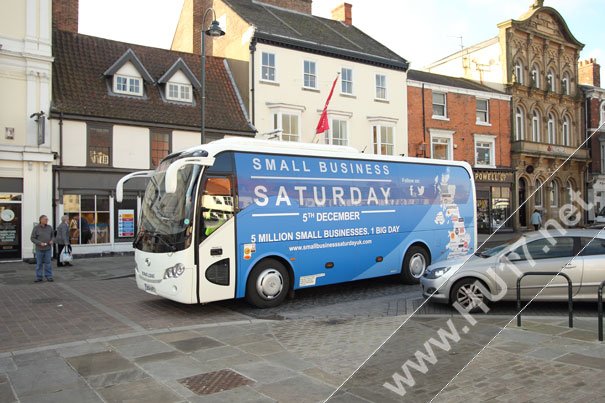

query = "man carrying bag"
[{"left": 55, "top": 215, "right": 73, "bottom": 266}]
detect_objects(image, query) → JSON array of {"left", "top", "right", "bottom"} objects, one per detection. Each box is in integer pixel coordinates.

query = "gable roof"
[
  {"left": 223, "top": 0, "right": 409, "bottom": 71},
  {"left": 51, "top": 30, "right": 255, "bottom": 135},
  {"left": 407, "top": 70, "right": 507, "bottom": 94},
  {"left": 157, "top": 57, "right": 202, "bottom": 88},
  {"left": 103, "top": 48, "right": 154, "bottom": 82},
  {"left": 511, "top": 6, "right": 584, "bottom": 49}
]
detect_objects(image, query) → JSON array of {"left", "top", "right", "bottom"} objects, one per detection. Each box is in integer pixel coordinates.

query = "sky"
[{"left": 79, "top": 0, "right": 604, "bottom": 74}]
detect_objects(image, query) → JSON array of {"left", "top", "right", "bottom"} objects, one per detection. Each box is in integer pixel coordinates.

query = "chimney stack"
[
  {"left": 52, "top": 0, "right": 79, "bottom": 33},
  {"left": 257, "top": 0, "right": 312, "bottom": 14},
  {"left": 578, "top": 58, "right": 601, "bottom": 87},
  {"left": 332, "top": 3, "right": 352, "bottom": 26}
]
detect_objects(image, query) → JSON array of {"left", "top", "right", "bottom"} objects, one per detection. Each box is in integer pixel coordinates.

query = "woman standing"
[{"left": 55, "top": 215, "right": 72, "bottom": 266}]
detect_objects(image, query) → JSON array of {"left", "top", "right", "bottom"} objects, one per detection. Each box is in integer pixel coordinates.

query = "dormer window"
[
  {"left": 167, "top": 83, "right": 192, "bottom": 102},
  {"left": 104, "top": 49, "right": 153, "bottom": 98},
  {"left": 158, "top": 58, "right": 200, "bottom": 105},
  {"left": 114, "top": 75, "right": 143, "bottom": 96}
]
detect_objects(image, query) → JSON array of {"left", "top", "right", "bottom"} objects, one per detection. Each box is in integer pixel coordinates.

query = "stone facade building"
[{"left": 426, "top": 1, "right": 589, "bottom": 229}]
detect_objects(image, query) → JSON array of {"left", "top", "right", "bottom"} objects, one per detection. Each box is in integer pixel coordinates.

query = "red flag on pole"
[{"left": 315, "top": 73, "right": 340, "bottom": 134}]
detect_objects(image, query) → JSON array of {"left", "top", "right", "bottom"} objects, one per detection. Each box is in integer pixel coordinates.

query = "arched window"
[
  {"left": 515, "top": 107, "right": 525, "bottom": 140},
  {"left": 532, "top": 110, "right": 541, "bottom": 142},
  {"left": 565, "top": 180, "right": 574, "bottom": 205},
  {"left": 547, "top": 113, "right": 556, "bottom": 144},
  {"left": 600, "top": 101, "right": 605, "bottom": 126},
  {"left": 550, "top": 181, "right": 559, "bottom": 207},
  {"left": 562, "top": 73, "right": 570, "bottom": 95},
  {"left": 547, "top": 69, "right": 555, "bottom": 92},
  {"left": 514, "top": 61, "right": 524, "bottom": 85},
  {"left": 563, "top": 115, "right": 571, "bottom": 146},
  {"left": 535, "top": 179, "right": 543, "bottom": 207},
  {"left": 531, "top": 65, "right": 540, "bottom": 88}
]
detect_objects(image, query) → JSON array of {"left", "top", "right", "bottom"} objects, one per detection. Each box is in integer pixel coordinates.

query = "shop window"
[
  {"left": 63, "top": 194, "right": 110, "bottom": 244},
  {"left": 87, "top": 124, "right": 112, "bottom": 166},
  {"left": 491, "top": 186, "right": 511, "bottom": 229}
]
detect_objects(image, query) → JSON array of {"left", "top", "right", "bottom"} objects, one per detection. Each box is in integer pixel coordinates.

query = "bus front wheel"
[
  {"left": 401, "top": 246, "right": 429, "bottom": 284},
  {"left": 246, "top": 259, "right": 290, "bottom": 308}
]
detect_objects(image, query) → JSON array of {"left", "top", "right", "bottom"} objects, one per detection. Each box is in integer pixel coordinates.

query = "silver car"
[{"left": 421, "top": 229, "right": 605, "bottom": 311}]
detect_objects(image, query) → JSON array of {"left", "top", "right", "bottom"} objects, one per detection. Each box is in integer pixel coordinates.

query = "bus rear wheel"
[
  {"left": 246, "top": 259, "right": 290, "bottom": 308},
  {"left": 401, "top": 246, "right": 429, "bottom": 284}
]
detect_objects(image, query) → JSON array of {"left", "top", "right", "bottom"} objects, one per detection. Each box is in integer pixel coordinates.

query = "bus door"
[{"left": 197, "top": 174, "right": 237, "bottom": 303}]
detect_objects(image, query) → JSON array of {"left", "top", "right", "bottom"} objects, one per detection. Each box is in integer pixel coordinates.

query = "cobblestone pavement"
[{"left": 3, "top": 256, "right": 605, "bottom": 401}]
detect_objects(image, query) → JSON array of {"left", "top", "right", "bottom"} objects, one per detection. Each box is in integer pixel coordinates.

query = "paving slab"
[
  {"left": 96, "top": 378, "right": 181, "bottom": 403},
  {"left": 188, "top": 385, "right": 275, "bottom": 403},
  {"left": 18, "top": 380, "right": 102, "bottom": 403},
  {"left": 0, "top": 374, "right": 17, "bottom": 403},
  {"left": 232, "top": 362, "right": 298, "bottom": 384},
  {"left": 170, "top": 336, "right": 224, "bottom": 353},
  {"left": 66, "top": 351, "right": 135, "bottom": 377},
  {"left": 12, "top": 350, "right": 59, "bottom": 367},
  {"left": 56, "top": 342, "right": 109, "bottom": 358},
  {"left": 133, "top": 350, "right": 185, "bottom": 365},
  {"left": 0, "top": 357, "right": 16, "bottom": 372},
  {"left": 238, "top": 340, "right": 287, "bottom": 356},
  {"left": 154, "top": 330, "right": 201, "bottom": 343},
  {"left": 138, "top": 356, "right": 211, "bottom": 381},
  {"left": 112, "top": 339, "right": 175, "bottom": 359},
  {"left": 262, "top": 351, "right": 316, "bottom": 372},
  {"left": 191, "top": 346, "right": 243, "bottom": 363},
  {"left": 256, "top": 374, "right": 334, "bottom": 402},
  {"left": 7, "top": 356, "right": 80, "bottom": 397},
  {"left": 86, "top": 367, "right": 149, "bottom": 388},
  {"left": 554, "top": 352, "right": 605, "bottom": 370},
  {"left": 202, "top": 351, "right": 264, "bottom": 372}
]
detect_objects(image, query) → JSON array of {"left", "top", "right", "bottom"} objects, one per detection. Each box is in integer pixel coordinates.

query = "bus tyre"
[
  {"left": 246, "top": 259, "right": 290, "bottom": 308},
  {"left": 401, "top": 246, "right": 429, "bottom": 284}
]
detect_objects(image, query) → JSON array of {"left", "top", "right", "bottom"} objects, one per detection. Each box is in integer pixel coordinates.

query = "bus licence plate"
[{"left": 144, "top": 283, "right": 156, "bottom": 293}]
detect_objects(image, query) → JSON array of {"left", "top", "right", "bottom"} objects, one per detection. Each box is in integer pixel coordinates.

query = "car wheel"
[
  {"left": 245, "top": 259, "right": 290, "bottom": 308},
  {"left": 401, "top": 246, "right": 429, "bottom": 284},
  {"left": 451, "top": 278, "right": 488, "bottom": 313}
]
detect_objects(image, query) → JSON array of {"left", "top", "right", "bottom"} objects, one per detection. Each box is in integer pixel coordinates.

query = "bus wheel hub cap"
[
  {"left": 410, "top": 254, "right": 426, "bottom": 278},
  {"left": 257, "top": 269, "right": 283, "bottom": 299}
]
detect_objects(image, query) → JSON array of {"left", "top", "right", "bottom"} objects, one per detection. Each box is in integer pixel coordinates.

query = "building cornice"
[{"left": 407, "top": 80, "right": 511, "bottom": 101}]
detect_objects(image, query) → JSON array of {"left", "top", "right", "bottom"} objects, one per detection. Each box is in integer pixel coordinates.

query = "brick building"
[
  {"left": 407, "top": 70, "right": 512, "bottom": 233},
  {"left": 426, "top": 1, "right": 589, "bottom": 229},
  {"left": 579, "top": 59, "right": 605, "bottom": 220}
]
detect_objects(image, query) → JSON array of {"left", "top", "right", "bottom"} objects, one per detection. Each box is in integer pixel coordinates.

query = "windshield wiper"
[{"left": 136, "top": 230, "right": 177, "bottom": 252}]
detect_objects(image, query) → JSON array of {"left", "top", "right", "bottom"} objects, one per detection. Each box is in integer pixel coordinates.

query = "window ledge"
[
  {"left": 432, "top": 115, "right": 449, "bottom": 121},
  {"left": 340, "top": 93, "right": 356, "bottom": 99},
  {"left": 374, "top": 98, "right": 389, "bottom": 104},
  {"left": 474, "top": 164, "right": 497, "bottom": 169},
  {"left": 476, "top": 121, "right": 492, "bottom": 127},
  {"left": 260, "top": 79, "right": 280, "bottom": 86},
  {"left": 302, "top": 86, "right": 320, "bottom": 93}
]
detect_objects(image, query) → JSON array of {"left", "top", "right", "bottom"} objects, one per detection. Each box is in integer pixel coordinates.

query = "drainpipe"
[
  {"left": 249, "top": 40, "right": 256, "bottom": 126},
  {"left": 59, "top": 112, "right": 64, "bottom": 166},
  {"left": 421, "top": 83, "right": 426, "bottom": 155}
]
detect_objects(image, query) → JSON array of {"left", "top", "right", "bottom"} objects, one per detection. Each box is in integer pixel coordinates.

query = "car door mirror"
[{"left": 505, "top": 251, "right": 521, "bottom": 261}]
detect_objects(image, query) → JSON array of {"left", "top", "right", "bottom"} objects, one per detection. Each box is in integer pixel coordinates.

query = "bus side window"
[{"left": 201, "top": 176, "right": 234, "bottom": 237}]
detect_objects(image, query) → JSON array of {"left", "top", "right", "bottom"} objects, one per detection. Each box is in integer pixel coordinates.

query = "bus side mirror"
[{"left": 165, "top": 157, "right": 215, "bottom": 194}]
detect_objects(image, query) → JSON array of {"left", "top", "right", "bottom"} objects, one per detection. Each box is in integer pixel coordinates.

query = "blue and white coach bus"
[{"left": 117, "top": 139, "right": 476, "bottom": 308}]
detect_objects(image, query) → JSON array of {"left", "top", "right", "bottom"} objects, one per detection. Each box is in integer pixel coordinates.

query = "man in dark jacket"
[{"left": 31, "top": 215, "right": 54, "bottom": 282}]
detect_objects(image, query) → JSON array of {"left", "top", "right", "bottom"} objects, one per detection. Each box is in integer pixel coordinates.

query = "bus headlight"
[{"left": 164, "top": 263, "right": 185, "bottom": 279}]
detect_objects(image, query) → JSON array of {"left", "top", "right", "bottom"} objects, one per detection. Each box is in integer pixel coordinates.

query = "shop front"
[
  {"left": 474, "top": 168, "right": 514, "bottom": 234},
  {"left": 0, "top": 178, "right": 23, "bottom": 261},
  {"left": 55, "top": 168, "right": 147, "bottom": 255}
]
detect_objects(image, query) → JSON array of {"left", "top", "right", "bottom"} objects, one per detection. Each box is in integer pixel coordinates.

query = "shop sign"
[
  {"left": 594, "top": 177, "right": 605, "bottom": 192},
  {"left": 117, "top": 209, "right": 135, "bottom": 238},
  {"left": 474, "top": 170, "right": 513, "bottom": 183}
]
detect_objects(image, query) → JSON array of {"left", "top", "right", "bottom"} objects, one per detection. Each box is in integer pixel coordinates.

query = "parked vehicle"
[
  {"left": 421, "top": 229, "right": 605, "bottom": 311},
  {"left": 117, "top": 138, "right": 477, "bottom": 308}
]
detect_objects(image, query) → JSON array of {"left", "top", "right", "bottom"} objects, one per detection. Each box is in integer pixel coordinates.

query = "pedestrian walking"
[
  {"left": 530, "top": 209, "right": 542, "bottom": 231},
  {"left": 31, "top": 215, "right": 54, "bottom": 282},
  {"left": 55, "top": 215, "right": 72, "bottom": 267}
]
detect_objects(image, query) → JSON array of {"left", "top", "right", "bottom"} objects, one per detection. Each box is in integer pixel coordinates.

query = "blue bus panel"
[{"left": 233, "top": 152, "right": 474, "bottom": 298}]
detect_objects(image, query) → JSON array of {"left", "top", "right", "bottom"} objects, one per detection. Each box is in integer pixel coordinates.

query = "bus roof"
[{"left": 174, "top": 138, "right": 474, "bottom": 174}]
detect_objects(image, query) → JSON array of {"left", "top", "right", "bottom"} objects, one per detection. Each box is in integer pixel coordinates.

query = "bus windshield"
[{"left": 134, "top": 163, "right": 202, "bottom": 253}]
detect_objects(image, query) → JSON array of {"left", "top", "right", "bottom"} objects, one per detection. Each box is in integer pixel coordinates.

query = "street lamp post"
[{"left": 200, "top": 8, "right": 225, "bottom": 144}]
